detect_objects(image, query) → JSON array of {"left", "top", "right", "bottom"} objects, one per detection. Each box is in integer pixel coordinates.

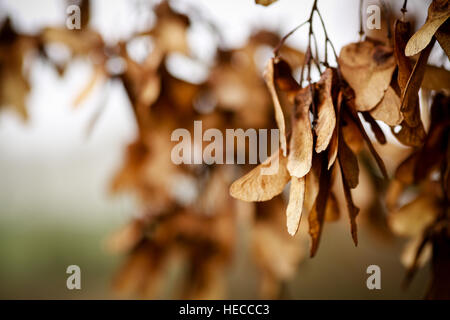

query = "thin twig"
[
  {"left": 276, "top": 0, "right": 339, "bottom": 85},
  {"left": 315, "top": 8, "right": 338, "bottom": 62},
  {"left": 273, "top": 20, "right": 309, "bottom": 57},
  {"left": 311, "top": 31, "right": 322, "bottom": 73}
]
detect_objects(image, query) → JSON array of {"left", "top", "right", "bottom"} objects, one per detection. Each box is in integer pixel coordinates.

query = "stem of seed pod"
[
  {"left": 359, "top": 0, "right": 364, "bottom": 41},
  {"left": 401, "top": 0, "right": 408, "bottom": 21}
]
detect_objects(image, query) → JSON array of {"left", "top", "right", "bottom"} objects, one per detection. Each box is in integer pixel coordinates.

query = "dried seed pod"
[
  {"left": 339, "top": 41, "right": 396, "bottom": 111},
  {"left": 287, "top": 86, "right": 314, "bottom": 178}
]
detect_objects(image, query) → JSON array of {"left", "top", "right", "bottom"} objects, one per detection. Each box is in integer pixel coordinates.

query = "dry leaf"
[
  {"left": 369, "top": 86, "right": 403, "bottom": 126},
  {"left": 308, "top": 155, "right": 331, "bottom": 257},
  {"left": 324, "top": 192, "right": 340, "bottom": 222},
  {"left": 341, "top": 110, "right": 364, "bottom": 154},
  {"left": 327, "top": 90, "right": 342, "bottom": 169},
  {"left": 405, "top": 0, "right": 450, "bottom": 56},
  {"left": 327, "top": 129, "right": 339, "bottom": 169},
  {"left": 349, "top": 108, "right": 388, "bottom": 179},
  {"left": 339, "top": 41, "right": 396, "bottom": 111},
  {"left": 303, "top": 160, "right": 320, "bottom": 219},
  {"left": 393, "top": 18, "right": 427, "bottom": 145},
  {"left": 274, "top": 57, "right": 300, "bottom": 102},
  {"left": 286, "top": 176, "right": 305, "bottom": 236},
  {"left": 287, "top": 86, "right": 313, "bottom": 178},
  {"left": 339, "top": 163, "right": 360, "bottom": 246},
  {"left": 230, "top": 149, "right": 290, "bottom": 202},
  {"left": 389, "top": 195, "right": 439, "bottom": 237},
  {"left": 314, "top": 68, "right": 336, "bottom": 153},
  {"left": 394, "top": 20, "right": 413, "bottom": 91},
  {"left": 264, "top": 58, "right": 287, "bottom": 156},
  {"left": 401, "top": 38, "right": 436, "bottom": 126},
  {"left": 338, "top": 124, "right": 359, "bottom": 189}
]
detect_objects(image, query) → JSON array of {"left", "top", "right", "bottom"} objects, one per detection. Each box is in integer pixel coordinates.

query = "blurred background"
[{"left": 0, "top": 0, "right": 436, "bottom": 299}]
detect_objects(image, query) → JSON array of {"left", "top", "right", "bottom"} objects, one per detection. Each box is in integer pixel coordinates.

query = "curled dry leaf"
[
  {"left": 405, "top": 0, "right": 450, "bottom": 57},
  {"left": 340, "top": 166, "right": 360, "bottom": 246},
  {"left": 286, "top": 176, "right": 305, "bottom": 236},
  {"left": 229, "top": 149, "right": 290, "bottom": 202},
  {"left": 369, "top": 86, "right": 403, "bottom": 126},
  {"left": 389, "top": 195, "right": 439, "bottom": 237},
  {"left": 303, "top": 162, "right": 320, "bottom": 219},
  {"left": 348, "top": 108, "right": 389, "bottom": 179},
  {"left": 339, "top": 41, "right": 396, "bottom": 111},
  {"left": 308, "top": 155, "right": 331, "bottom": 257},
  {"left": 264, "top": 58, "right": 287, "bottom": 156},
  {"left": 394, "top": 20, "right": 413, "bottom": 92},
  {"left": 338, "top": 112, "right": 360, "bottom": 245},
  {"left": 287, "top": 86, "right": 313, "bottom": 178},
  {"left": 324, "top": 192, "right": 340, "bottom": 222},
  {"left": 338, "top": 127, "right": 359, "bottom": 189},
  {"left": 401, "top": 38, "right": 436, "bottom": 126},
  {"left": 314, "top": 68, "right": 336, "bottom": 153},
  {"left": 327, "top": 128, "right": 339, "bottom": 169},
  {"left": 341, "top": 110, "right": 364, "bottom": 154},
  {"left": 327, "top": 90, "right": 342, "bottom": 169},
  {"left": 274, "top": 58, "right": 301, "bottom": 102},
  {"left": 393, "top": 19, "right": 427, "bottom": 147}
]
